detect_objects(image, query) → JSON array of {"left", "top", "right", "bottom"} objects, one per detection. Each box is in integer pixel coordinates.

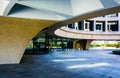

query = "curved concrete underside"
[
  {"left": 55, "top": 28, "right": 120, "bottom": 40},
  {"left": 0, "top": 0, "right": 120, "bottom": 64}
]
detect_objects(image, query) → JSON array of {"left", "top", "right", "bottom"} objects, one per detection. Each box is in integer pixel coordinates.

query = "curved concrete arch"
[{"left": 0, "top": 16, "right": 58, "bottom": 64}]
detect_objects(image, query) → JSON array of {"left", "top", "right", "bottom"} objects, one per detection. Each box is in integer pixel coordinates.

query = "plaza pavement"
[{"left": 0, "top": 49, "right": 120, "bottom": 78}]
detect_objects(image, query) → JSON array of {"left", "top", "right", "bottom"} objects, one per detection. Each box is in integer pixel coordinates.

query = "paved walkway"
[{"left": 0, "top": 50, "right": 120, "bottom": 78}]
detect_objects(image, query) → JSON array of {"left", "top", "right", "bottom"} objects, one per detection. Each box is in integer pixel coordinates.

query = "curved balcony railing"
[
  {"left": 55, "top": 26, "right": 120, "bottom": 40},
  {"left": 89, "top": 16, "right": 119, "bottom": 21},
  {"left": 60, "top": 27, "right": 120, "bottom": 35}
]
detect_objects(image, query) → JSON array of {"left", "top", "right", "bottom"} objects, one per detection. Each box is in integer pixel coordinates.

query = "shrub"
[
  {"left": 116, "top": 42, "right": 120, "bottom": 48},
  {"left": 112, "top": 50, "right": 120, "bottom": 54}
]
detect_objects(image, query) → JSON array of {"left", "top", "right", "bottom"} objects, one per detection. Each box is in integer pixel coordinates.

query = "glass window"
[
  {"left": 96, "top": 22, "right": 103, "bottom": 31},
  {"left": 107, "top": 21, "right": 118, "bottom": 31},
  {"left": 96, "top": 25, "right": 101, "bottom": 30}
]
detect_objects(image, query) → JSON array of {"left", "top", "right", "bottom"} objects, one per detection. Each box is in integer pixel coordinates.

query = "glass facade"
[
  {"left": 107, "top": 21, "right": 118, "bottom": 31},
  {"left": 96, "top": 21, "right": 105, "bottom": 31},
  {"left": 25, "top": 33, "right": 73, "bottom": 55}
]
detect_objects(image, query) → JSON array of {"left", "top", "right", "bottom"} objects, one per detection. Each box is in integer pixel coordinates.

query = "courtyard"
[{"left": 0, "top": 49, "right": 120, "bottom": 78}]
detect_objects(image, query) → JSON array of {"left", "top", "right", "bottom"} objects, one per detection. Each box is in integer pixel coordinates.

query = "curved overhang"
[
  {"left": 55, "top": 28, "right": 120, "bottom": 40},
  {"left": 0, "top": 0, "right": 120, "bottom": 20}
]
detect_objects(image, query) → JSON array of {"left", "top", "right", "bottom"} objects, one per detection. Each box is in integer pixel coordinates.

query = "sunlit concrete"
[
  {"left": 52, "top": 58, "right": 87, "bottom": 62},
  {"left": 67, "top": 63, "right": 111, "bottom": 69}
]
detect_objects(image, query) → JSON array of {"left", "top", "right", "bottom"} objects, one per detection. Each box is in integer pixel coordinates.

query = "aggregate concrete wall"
[{"left": 0, "top": 16, "right": 57, "bottom": 64}]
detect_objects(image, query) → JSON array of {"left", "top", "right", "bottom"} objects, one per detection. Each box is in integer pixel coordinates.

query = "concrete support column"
[
  {"left": 117, "top": 13, "right": 120, "bottom": 32},
  {"left": 118, "top": 13, "right": 120, "bottom": 17},
  {"left": 105, "top": 21, "right": 108, "bottom": 32},
  {"left": 74, "top": 22, "right": 78, "bottom": 30},
  {"left": 72, "top": 23, "right": 75, "bottom": 29},
  {"left": 93, "top": 20, "right": 96, "bottom": 31},
  {"left": 73, "top": 39, "right": 93, "bottom": 50},
  {"left": 82, "top": 20, "right": 85, "bottom": 31},
  {"left": 66, "top": 25, "right": 68, "bottom": 28},
  {"left": 118, "top": 15, "right": 120, "bottom": 32},
  {"left": 85, "top": 40, "right": 93, "bottom": 50}
]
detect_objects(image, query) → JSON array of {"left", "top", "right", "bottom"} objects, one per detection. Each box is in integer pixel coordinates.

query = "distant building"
[{"left": 64, "top": 13, "right": 120, "bottom": 32}]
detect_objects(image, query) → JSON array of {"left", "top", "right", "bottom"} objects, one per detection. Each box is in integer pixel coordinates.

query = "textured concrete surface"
[
  {"left": 0, "top": 50, "right": 120, "bottom": 78},
  {"left": 0, "top": 16, "right": 57, "bottom": 64}
]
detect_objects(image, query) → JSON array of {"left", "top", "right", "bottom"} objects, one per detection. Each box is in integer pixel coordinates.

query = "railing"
[{"left": 60, "top": 27, "right": 120, "bottom": 35}]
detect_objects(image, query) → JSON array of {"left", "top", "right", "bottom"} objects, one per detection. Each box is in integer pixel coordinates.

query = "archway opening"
[{"left": 23, "top": 33, "right": 73, "bottom": 55}]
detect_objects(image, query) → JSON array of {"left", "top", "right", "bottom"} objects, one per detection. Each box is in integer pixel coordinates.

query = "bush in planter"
[
  {"left": 112, "top": 50, "right": 120, "bottom": 54},
  {"left": 116, "top": 42, "right": 120, "bottom": 48}
]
